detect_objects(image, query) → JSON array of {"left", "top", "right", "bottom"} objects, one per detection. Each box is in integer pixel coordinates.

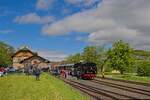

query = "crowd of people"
[
  {"left": 52, "top": 68, "right": 81, "bottom": 80},
  {"left": 52, "top": 68, "right": 68, "bottom": 78},
  {"left": 1, "top": 64, "right": 81, "bottom": 80},
  {"left": 0, "top": 65, "right": 42, "bottom": 81}
]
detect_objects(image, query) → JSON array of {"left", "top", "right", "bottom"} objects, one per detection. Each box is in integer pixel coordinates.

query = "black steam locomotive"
[
  {"left": 55, "top": 62, "right": 97, "bottom": 79},
  {"left": 73, "top": 62, "right": 97, "bottom": 79}
]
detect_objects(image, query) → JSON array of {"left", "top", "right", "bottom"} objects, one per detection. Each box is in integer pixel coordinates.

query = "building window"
[
  {"left": 13, "top": 58, "right": 22, "bottom": 63},
  {"left": 33, "top": 61, "right": 37, "bottom": 64}
]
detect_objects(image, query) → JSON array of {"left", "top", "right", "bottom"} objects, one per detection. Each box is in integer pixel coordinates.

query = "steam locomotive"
[
  {"left": 73, "top": 62, "right": 97, "bottom": 79},
  {"left": 55, "top": 62, "right": 97, "bottom": 79}
]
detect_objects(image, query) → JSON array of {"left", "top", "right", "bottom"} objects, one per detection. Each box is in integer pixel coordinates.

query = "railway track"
[
  {"left": 63, "top": 79, "right": 122, "bottom": 100},
  {"left": 100, "top": 77, "right": 150, "bottom": 86},
  {"left": 94, "top": 78, "right": 150, "bottom": 92},
  {"left": 63, "top": 79, "right": 146, "bottom": 100},
  {"left": 61, "top": 77, "right": 150, "bottom": 100},
  {"left": 63, "top": 79, "right": 107, "bottom": 100},
  {"left": 92, "top": 79, "right": 150, "bottom": 96}
]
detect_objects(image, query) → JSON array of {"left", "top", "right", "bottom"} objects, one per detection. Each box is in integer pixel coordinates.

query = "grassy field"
[
  {"left": 0, "top": 73, "right": 89, "bottom": 100},
  {"left": 104, "top": 73, "right": 150, "bottom": 83}
]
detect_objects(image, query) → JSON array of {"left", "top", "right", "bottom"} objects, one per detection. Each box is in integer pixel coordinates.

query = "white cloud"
[
  {"left": 14, "top": 13, "right": 55, "bottom": 24},
  {"left": 36, "top": 0, "right": 53, "bottom": 10},
  {"left": 42, "top": 13, "right": 116, "bottom": 35},
  {"left": 42, "top": 0, "right": 150, "bottom": 50},
  {"left": 88, "top": 27, "right": 139, "bottom": 45},
  {"left": 38, "top": 50, "right": 68, "bottom": 61}
]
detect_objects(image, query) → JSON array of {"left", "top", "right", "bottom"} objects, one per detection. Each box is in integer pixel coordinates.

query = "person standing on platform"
[
  {"left": 33, "top": 65, "right": 41, "bottom": 81},
  {"left": 77, "top": 70, "right": 80, "bottom": 80}
]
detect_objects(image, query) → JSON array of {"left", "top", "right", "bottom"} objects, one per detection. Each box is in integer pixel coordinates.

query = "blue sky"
[
  {"left": 0, "top": 0, "right": 150, "bottom": 61},
  {"left": 0, "top": 0, "right": 101, "bottom": 61}
]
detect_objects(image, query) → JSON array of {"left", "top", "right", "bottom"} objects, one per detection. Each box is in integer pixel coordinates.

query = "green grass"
[
  {"left": 0, "top": 73, "right": 89, "bottom": 100},
  {"left": 104, "top": 73, "right": 150, "bottom": 83}
]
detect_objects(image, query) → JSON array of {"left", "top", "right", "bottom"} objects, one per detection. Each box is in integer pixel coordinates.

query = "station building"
[{"left": 12, "top": 46, "right": 50, "bottom": 70}]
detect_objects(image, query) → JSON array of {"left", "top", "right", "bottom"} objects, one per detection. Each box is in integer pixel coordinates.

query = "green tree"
[
  {"left": 67, "top": 53, "right": 82, "bottom": 63},
  {"left": 0, "top": 41, "right": 14, "bottom": 55},
  {"left": 107, "top": 40, "right": 134, "bottom": 74},
  {"left": 0, "top": 41, "right": 14, "bottom": 67},
  {"left": 137, "top": 61, "right": 150, "bottom": 76},
  {"left": 82, "top": 46, "right": 99, "bottom": 64},
  {"left": 96, "top": 46, "right": 108, "bottom": 78}
]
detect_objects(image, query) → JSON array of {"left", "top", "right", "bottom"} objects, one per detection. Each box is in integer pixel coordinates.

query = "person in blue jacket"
[{"left": 33, "top": 65, "right": 41, "bottom": 81}]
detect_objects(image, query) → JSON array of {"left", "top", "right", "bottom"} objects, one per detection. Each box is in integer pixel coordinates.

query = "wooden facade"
[
  {"left": 20, "top": 55, "right": 50, "bottom": 69},
  {"left": 12, "top": 47, "right": 50, "bottom": 69}
]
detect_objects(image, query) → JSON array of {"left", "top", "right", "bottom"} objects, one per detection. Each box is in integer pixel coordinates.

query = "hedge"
[{"left": 137, "top": 61, "right": 150, "bottom": 76}]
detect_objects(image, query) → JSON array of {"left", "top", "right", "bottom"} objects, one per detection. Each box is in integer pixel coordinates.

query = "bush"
[
  {"left": 105, "top": 65, "right": 113, "bottom": 72},
  {"left": 137, "top": 61, "right": 150, "bottom": 76}
]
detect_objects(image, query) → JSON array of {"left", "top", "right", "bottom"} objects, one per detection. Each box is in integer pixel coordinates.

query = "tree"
[
  {"left": 82, "top": 46, "right": 99, "bottom": 64},
  {"left": 0, "top": 41, "right": 14, "bottom": 55},
  {"left": 0, "top": 41, "right": 14, "bottom": 67},
  {"left": 137, "top": 61, "right": 150, "bottom": 76},
  {"left": 0, "top": 46, "right": 12, "bottom": 67},
  {"left": 66, "top": 53, "right": 82, "bottom": 63},
  {"left": 96, "top": 46, "right": 108, "bottom": 78},
  {"left": 107, "top": 40, "right": 134, "bottom": 74}
]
